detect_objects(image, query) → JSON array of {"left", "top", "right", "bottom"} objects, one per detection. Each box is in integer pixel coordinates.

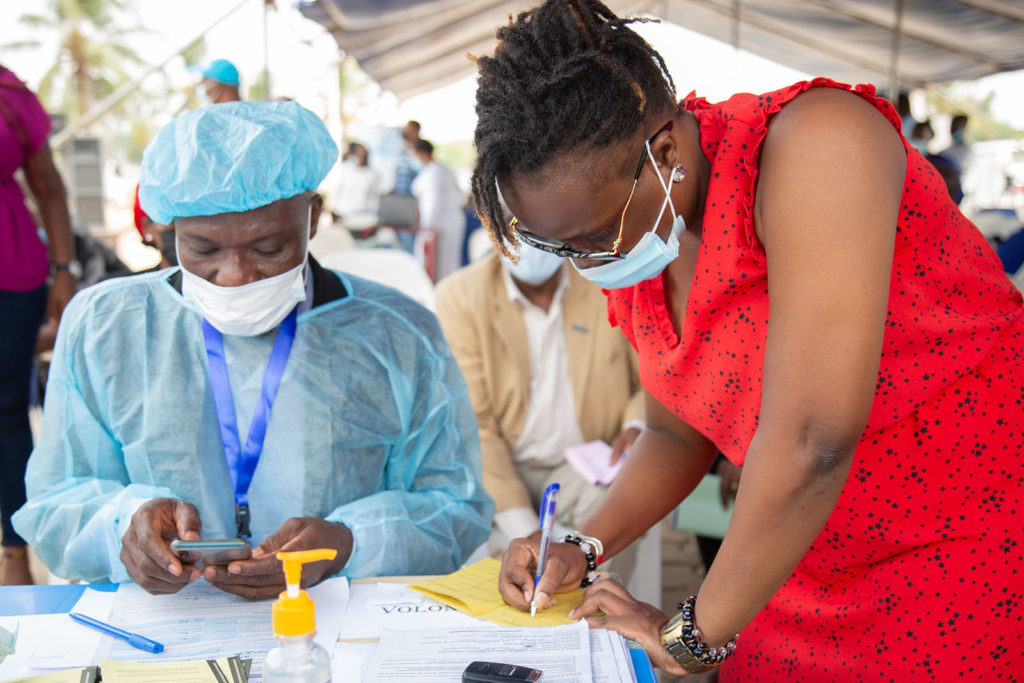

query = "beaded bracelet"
[
  {"left": 660, "top": 596, "right": 739, "bottom": 673},
  {"left": 562, "top": 533, "right": 600, "bottom": 588}
]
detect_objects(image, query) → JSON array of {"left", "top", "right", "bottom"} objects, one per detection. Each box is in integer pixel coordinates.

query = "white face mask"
[
  {"left": 196, "top": 87, "right": 213, "bottom": 108},
  {"left": 179, "top": 206, "right": 311, "bottom": 336},
  {"left": 500, "top": 245, "right": 564, "bottom": 286}
]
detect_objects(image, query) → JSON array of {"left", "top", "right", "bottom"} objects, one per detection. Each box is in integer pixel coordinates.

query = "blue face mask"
[
  {"left": 500, "top": 245, "right": 564, "bottom": 286},
  {"left": 952, "top": 130, "right": 965, "bottom": 144},
  {"left": 573, "top": 143, "right": 686, "bottom": 290}
]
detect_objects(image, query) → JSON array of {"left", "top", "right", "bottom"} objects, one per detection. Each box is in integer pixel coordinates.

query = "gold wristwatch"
[{"left": 659, "top": 610, "right": 717, "bottom": 674}]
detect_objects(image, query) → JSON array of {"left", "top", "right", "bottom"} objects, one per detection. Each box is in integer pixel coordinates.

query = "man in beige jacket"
[{"left": 436, "top": 247, "right": 644, "bottom": 581}]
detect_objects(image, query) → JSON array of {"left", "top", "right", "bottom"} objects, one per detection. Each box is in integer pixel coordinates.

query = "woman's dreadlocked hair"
[{"left": 471, "top": 0, "right": 676, "bottom": 256}]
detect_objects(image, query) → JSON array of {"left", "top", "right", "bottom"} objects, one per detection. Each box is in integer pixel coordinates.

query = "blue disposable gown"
[{"left": 13, "top": 269, "right": 493, "bottom": 583}]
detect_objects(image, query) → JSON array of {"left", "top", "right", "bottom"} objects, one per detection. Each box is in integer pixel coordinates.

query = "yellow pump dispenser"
[{"left": 272, "top": 549, "right": 338, "bottom": 637}]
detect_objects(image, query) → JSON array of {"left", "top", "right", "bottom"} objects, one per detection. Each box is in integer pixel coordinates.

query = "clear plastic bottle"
[
  {"left": 263, "top": 549, "right": 337, "bottom": 683},
  {"left": 264, "top": 634, "right": 331, "bottom": 683}
]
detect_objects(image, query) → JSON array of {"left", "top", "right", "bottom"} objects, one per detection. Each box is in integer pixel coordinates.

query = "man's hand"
[
  {"left": 120, "top": 498, "right": 202, "bottom": 595},
  {"left": 203, "top": 518, "right": 352, "bottom": 600},
  {"left": 569, "top": 579, "right": 687, "bottom": 675},
  {"left": 609, "top": 426, "right": 642, "bottom": 465}
]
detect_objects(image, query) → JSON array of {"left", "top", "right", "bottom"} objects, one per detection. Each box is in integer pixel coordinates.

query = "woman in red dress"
[{"left": 475, "top": 1, "right": 1024, "bottom": 680}]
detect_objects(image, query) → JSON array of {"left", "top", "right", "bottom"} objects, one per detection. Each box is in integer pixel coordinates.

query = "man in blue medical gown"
[{"left": 13, "top": 101, "right": 493, "bottom": 598}]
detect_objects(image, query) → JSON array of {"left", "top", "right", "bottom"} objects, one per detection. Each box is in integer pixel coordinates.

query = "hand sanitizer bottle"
[{"left": 264, "top": 548, "right": 337, "bottom": 683}]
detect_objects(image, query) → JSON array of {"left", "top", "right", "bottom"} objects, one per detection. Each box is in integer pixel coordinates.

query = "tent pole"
[
  {"left": 731, "top": 0, "right": 740, "bottom": 49},
  {"left": 264, "top": 0, "right": 272, "bottom": 100},
  {"left": 887, "top": 0, "right": 905, "bottom": 101}
]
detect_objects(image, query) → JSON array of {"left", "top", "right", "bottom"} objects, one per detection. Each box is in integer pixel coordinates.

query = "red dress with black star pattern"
[{"left": 606, "top": 79, "right": 1024, "bottom": 682}]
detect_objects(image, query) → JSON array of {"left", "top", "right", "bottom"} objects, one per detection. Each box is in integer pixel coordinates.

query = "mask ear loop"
[
  {"left": 302, "top": 202, "right": 313, "bottom": 287},
  {"left": 644, "top": 140, "right": 678, "bottom": 238}
]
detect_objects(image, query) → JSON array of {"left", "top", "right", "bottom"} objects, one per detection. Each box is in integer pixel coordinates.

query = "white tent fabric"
[{"left": 298, "top": 0, "right": 1024, "bottom": 100}]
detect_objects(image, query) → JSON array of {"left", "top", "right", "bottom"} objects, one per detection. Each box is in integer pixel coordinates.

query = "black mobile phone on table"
[{"left": 462, "top": 661, "right": 542, "bottom": 682}]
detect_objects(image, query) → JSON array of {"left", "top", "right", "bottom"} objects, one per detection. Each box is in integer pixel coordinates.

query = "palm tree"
[{"left": 7, "top": 0, "right": 145, "bottom": 124}]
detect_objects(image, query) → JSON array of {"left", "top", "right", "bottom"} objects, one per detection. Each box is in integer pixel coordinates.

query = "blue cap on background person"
[
  {"left": 191, "top": 58, "right": 240, "bottom": 87},
  {"left": 138, "top": 100, "right": 339, "bottom": 224}
]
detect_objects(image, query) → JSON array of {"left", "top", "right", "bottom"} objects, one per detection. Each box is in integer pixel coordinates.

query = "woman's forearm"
[
  {"left": 580, "top": 427, "right": 716, "bottom": 558},
  {"left": 26, "top": 144, "right": 75, "bottom": 264},
  {"left": 694, "top": 429, "right": 855, "bottom": 646}
]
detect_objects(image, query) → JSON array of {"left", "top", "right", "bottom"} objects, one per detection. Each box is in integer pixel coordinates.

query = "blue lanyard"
[{"left": 201, "top": 308, "right": 298, "bottom": 538}]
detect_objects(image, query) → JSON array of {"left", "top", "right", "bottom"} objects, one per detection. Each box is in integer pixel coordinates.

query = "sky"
[{"left": 2, "top": 0, "right": 1022, "bottom": 148}]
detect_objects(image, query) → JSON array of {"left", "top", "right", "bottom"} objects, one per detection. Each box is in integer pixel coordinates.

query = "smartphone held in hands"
[
  {"left": 170, "top": 538, "right": 252, "bottom": 566},
  {"left": 462, "top": 661, "right": 542, "bottom": 682}
]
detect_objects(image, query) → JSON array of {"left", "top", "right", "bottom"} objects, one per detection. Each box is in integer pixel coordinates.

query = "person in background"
[
  {"left": 0, "top": 65, "right": 76, "bottom": 586},
  {"left": 332, "top": 142, "right": 381, "bottom": 225},
  {"left": 411, "top": 138, "right": 466, "bottom": 280},
  {"left": 436, "top": 244, "right": 644, "bottom": 582},
  {"left": 194, "top": 58, "right": 241, "bottom": 105},
  {"left": 908, "top": 118, "right": 933, "bottom": 156},
  {"left": 940, "top": 113, "right": 971, "bottom": 175},
  {"left": 393, "top": 120, "right": 421, "bottom": 196},
  {"left": 133, "top": 184, "right": 177, "bottom": 270},
  {"left": 896, "top": 91, "right": 916, "bottom": 139},
  {"left": 473, "top": 1, "right": 1023, "bottom": 679},
  {"left": 13, "top": 101, "right": 492, "bottom": 596}
]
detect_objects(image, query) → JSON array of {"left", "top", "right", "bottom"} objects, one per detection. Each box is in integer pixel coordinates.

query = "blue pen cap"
[
  {"left": 128, "top": 633, "right": 164, "bottom": 654},
  {"left": 540, "top": 483, "right": 560, "bottom": 521}
]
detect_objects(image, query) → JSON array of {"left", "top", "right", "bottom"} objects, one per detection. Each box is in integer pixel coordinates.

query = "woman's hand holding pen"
[{"left": 498, "top": 537, "right": 587, "bottom": 612}]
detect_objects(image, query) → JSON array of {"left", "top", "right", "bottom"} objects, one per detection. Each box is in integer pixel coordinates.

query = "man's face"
[
  {"left": 175, "top": 194, "right": 321, "bottom": 287},
  {"left": 202, "top": 78, "right": 239, "bottom": 104}
]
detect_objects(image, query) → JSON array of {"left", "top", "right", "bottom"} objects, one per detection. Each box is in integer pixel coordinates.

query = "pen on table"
[
  {"left": 68, "top": 612, "right": 164, "bottom": 654},
  {"left": 531, "top": 482, "right": 560, "bottom": 619}
]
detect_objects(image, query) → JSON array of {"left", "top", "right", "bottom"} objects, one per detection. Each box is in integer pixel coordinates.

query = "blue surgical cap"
[{"left": 139, "top": 101, "right": 338, "bottom": 224}]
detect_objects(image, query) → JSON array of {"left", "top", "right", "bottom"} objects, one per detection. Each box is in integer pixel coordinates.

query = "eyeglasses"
[{"left": 511, "top": 120, "right": 675, "bottom": 261}]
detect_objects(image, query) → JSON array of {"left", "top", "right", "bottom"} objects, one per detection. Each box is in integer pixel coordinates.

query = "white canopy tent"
[{"left": 298, "top": 0, "right": 1024, "bottom": 100}]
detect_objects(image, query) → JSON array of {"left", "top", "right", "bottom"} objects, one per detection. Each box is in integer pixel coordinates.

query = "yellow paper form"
[
  {"left": 99, "top": 657, "right": 245, "bottom": 682},
  {"left": 4, "top": 670, "right": 97, "bottom": 683},
  {"left": 408, "top": 558, "right": 584, "bottom": 627}
]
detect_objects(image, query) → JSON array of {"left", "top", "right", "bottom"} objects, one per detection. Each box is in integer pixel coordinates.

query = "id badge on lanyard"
[{"left": 202, "top": 308, "right": 298, "bottom": 539}]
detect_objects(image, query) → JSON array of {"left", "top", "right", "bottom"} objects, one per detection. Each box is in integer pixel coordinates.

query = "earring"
[{"left": 671, "top": 164, "right": 687, "bottom": 183}]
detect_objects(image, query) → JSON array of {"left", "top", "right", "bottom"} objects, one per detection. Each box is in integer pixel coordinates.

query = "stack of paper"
[
  {"left": 339, "top": 582, "right": 482, "bottom": 640},
  {"left": 365, "top": 622, "right": 592, "bottom": 682},
  {"left": 100, "top": 656, "right": 249, "bottom": 682},
  {"left": 99, "top": 578, "right": 349, "bottom": 682},
  {"left": 361, "top": 622, "right": 637, "bottom": 683},
  {"left": 0, "top": 587, "right": 117, "bottom": 680},
  {"left": 3, "top": 668, "right": 98, "bottom": 683}
]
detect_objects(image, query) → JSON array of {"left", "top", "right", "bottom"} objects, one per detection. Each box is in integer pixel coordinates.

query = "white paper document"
[
  {"left": 364, "top": 621, "right": 592, "bottom": 682},
  {"left": 0, "top": 586, "right": 116, "bottom": 679},
  {"left": 339, "top": 582, "right": 482, "bottom": 639},
  {"left": 99, "top": 577, "right": 349, "bottom": 682},
  {"left": 564, "top": 441, "right": 624, "bottom": 485},
  {"left": 589, "top": 628, "right": 636, "bottom": 683}
]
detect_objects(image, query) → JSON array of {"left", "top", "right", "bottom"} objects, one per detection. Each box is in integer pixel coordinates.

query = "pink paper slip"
[{"left": 564, "top": 440, "right": 624, "bottom": 486}]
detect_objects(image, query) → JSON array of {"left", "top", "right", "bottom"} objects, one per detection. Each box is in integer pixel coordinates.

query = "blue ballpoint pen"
[
  {"left": 531, "top": 482, "right": 560, "bottom": 619},
  {"left": 69, "top": 612, "right": 164, "bottom": 654}
]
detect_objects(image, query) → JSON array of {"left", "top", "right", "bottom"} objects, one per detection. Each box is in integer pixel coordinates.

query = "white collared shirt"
[
  {"left": 501, "top": 265, "right": 586, "bottom": 468},
  {"left": 494, "top": 265, "right": 586, "bottom": 540}
]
